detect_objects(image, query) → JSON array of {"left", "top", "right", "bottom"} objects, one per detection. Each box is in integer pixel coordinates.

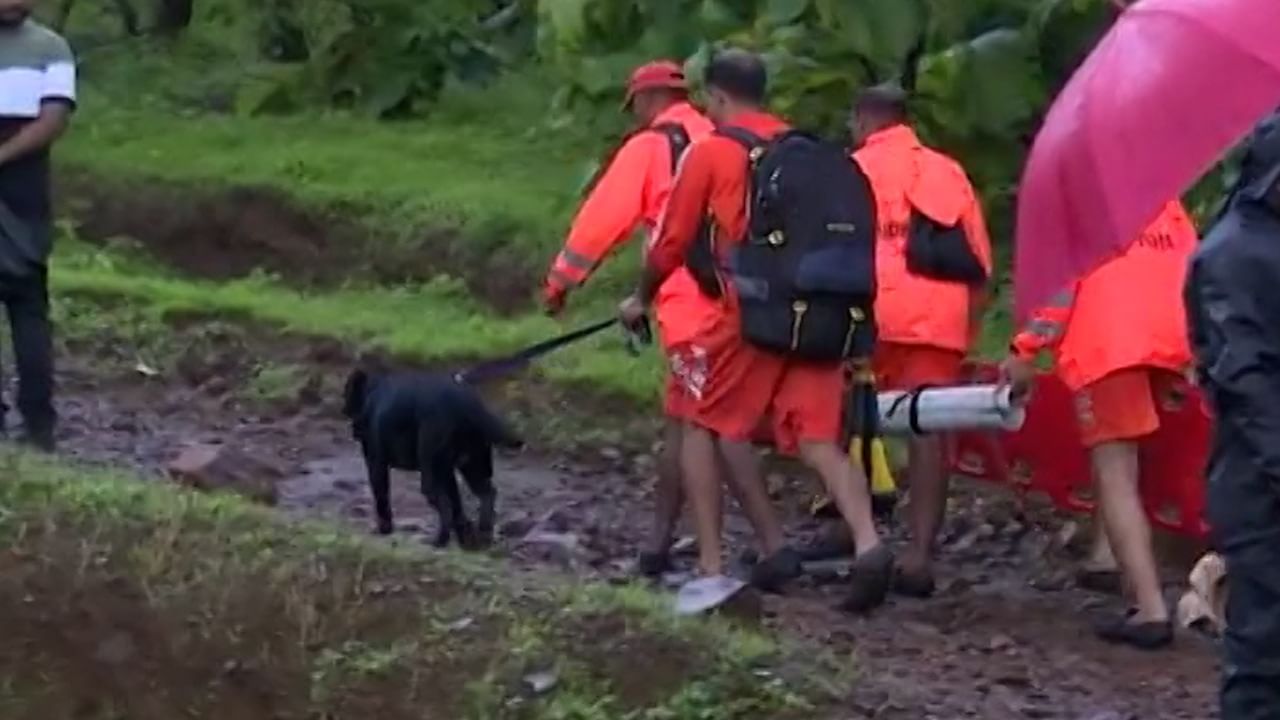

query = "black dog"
[{"left": 342, "top": 368, "right": 523, "bottom": 549}]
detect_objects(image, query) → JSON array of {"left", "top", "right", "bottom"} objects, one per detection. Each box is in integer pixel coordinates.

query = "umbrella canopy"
[{"left": 1014, "top": 0, "right": 1280, "bottom": 319}]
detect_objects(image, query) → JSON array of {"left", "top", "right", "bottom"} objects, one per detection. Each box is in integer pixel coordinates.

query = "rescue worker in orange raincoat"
[
  {"left": 831, "top": 86, "right": 992, "bottom": 596},
  {"left": 541, "top": 61, "right": 787, "bottom": 578},
  {"left": 1004, "top": 200, "right": 1198, "bottom": 650}
]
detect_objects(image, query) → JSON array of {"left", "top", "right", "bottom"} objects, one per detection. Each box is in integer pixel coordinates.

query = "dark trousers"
[
  {"left": 0, "top": 268, "right": 54, "bottom": 436},
  {"left": 1207, "top": 441, "right": 1280, "bottom": 719}
]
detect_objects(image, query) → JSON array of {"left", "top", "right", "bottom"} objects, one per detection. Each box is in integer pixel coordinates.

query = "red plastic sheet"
[{"left": 949, "top": 365, "right": 1211, "bottom": 540}]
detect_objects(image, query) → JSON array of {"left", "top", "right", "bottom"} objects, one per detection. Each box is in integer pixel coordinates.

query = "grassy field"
[{"left": 0, "top": 452, "right": 846, "bottom": 719}]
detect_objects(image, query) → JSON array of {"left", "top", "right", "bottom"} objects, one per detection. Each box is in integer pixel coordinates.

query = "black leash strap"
[{"left": 456, "top": 317, "right": 648, "bottom": 385}]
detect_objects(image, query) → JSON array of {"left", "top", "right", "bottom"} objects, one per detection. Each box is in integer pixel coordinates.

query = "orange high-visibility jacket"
[
  {"left": 545, "top": 101, "right": 714, "bottom": 346},
  {"left": 1012, "top": 201, "right": 1197, "bottom": 390},
  {"left": 853, "top": 125, "right": 993, "bottom": 353}
]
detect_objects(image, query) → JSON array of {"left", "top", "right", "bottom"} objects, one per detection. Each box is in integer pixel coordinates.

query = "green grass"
[
  {"left": 54, "top": 240, "right": 664, "bottom": 402},
  {"left": 0, "top": 453, "right": 841, "bottom": 719}
]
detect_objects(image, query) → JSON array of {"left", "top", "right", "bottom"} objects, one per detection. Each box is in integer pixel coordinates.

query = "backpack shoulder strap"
[
  {"left": 650, "top": 122, "right": 692, "bottom": 173},
  {"left": 714, "top": 126, "right": 767, "bottom": 154}
]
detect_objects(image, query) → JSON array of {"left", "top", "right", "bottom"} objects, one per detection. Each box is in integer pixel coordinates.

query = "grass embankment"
[
  {"left": 57, "top": 35, "right": 670, "bottom": 405},
  {"left": 0, "top": 454, "right": 844, "bottom": 719}
]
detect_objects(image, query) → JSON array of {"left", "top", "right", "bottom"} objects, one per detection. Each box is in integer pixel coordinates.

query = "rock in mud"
[
  {"left": 520, "top": 531, "right": 583, "bottom": 567},
  {"left": 167, "top": 443, "right": 285, "bottom": 505}
]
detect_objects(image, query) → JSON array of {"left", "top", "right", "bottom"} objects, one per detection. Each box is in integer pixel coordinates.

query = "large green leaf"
[
  {"left": 538, "top": 0, "right": 593, "bottom": 53},
  {"left": 762, "top": 0, "right": 810, "bottom": 27}
]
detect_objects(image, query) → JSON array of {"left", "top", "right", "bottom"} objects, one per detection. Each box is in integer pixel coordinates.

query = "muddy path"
[{"left": 41, "top": 324, "right": 1222, "bottom": 720}]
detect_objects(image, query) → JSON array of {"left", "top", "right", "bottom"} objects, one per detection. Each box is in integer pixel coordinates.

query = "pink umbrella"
[{"left": 1014, "top": 0, "right": 1280, "bottom": 319}]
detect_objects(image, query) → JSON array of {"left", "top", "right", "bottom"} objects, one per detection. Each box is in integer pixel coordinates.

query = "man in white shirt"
[{"left": 0, "top": 0, "right": 75, "bottom": 450}]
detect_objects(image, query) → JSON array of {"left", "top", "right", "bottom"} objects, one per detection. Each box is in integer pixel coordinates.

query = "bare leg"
[
  {"left": 800, "top": 441, "right": 892, "bottom": 612},
  {"left": 900, "top": 434, "right": 948, "bottom": 581},
  {"left": 717, "top": 439, "right": 786, "bottom": 557},
  {"left": 800, "top": 442, "right": 881, "bottom": 554},
  {"left": 1092, "top": 441, "right": 1168, "bottom": 623},
  {"left": 682, "top": 424, "right": 725, "bottom": 576},
  {"left": 646, "top": 418, "right": 686, "bottom": 557},
  {"left": 1084, "top": 515, "right": 1119, "bottom": 571}
]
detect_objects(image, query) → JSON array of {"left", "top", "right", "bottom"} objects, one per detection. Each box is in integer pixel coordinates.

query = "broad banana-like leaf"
[{"left": 761, "top": 0, "right": 810, "bottom": 27}]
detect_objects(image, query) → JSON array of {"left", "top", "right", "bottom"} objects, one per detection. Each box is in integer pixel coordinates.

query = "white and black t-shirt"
[{"left": 0, "top": 19, "right": 76, "bottom": 221}]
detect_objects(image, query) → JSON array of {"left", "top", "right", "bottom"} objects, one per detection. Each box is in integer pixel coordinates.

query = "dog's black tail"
[{"left": 459, "top": 392, "right": 524, "bottom": 449}]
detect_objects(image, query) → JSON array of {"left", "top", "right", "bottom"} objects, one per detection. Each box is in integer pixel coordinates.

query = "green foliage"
[
  {"left": 535, "top": 0, "right": 1123, "bottom": 250},
  {"left": 220, "top": 0, "right": 513, "bottom": 117}
]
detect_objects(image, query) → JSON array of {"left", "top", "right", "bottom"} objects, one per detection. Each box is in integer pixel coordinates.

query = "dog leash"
[{"left": 455, "top": 316, "right": 651, "bottom": 385}]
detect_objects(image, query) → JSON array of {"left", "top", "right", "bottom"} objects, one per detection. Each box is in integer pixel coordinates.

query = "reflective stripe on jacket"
[{"left": 546, "top": 102, "right": 712, "bottom": 291}]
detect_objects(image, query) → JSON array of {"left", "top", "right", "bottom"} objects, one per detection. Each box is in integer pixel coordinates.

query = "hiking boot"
[
  {"left": 749, "top": 547, "right": 803, "bottom": 593},
  {"left": 892, "top": 564, "right": 937, "bottom": 599},
  {"left": 1094, "top": 614, "right": 1174, "bottom": 650},
  {"left": 796, "top": 522, "right": 856, "bottom": 562},
  {"left": 839, "top": 544, "right": 894, "bottom": 614},
  {"left": 637, "top": 550, "right": 674, "bottom": 578}
]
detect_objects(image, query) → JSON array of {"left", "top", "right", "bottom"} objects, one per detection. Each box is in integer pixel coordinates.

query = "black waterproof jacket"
[{"left": 1185, "top": 111, "right": 1280, "bottom": 720}]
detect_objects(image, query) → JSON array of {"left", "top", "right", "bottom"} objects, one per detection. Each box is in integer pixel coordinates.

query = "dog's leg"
[
  {"left": 364, "top": 453, "right": 394, "bottom": 535},
  {"left": 444, "top": 470, "right": 478, "bottom": 550},
  {"left": 422, "top": 451, "right": 461, "bottom": 548},
  {"left": 460, "top": 444, "right": 497, "bottom": 548}
]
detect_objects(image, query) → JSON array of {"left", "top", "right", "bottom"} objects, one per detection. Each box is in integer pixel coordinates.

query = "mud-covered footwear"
[
  {"left": 1094, "top": 615, "right": 1174, "bottom": 650},
  {"left": 839, "top": 544, "right": 894, "bottom": 614},
  {"left": 892, "top": 564, "right": 937, "bottom": 599},
  {"left": 796, "top": 522, "right": 856, "bottom": 562},
  {"left": 749, "top": 547, "right": 803, "bottom": 593},
  {"left": 637, "top": 550, "right": 674, "bottom": 578}
]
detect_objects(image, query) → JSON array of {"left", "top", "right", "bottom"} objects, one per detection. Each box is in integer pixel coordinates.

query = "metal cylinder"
[{"left": 878, "top": 384, "right": 1026, "bottom": 435}]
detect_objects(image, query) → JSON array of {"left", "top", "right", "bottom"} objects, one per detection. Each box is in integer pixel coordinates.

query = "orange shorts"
[
  {"left": 668, "top": 315, "right": 844, "bottom": 456},
  {"left": 872, "top": 342, "right": 965, "bottom": 391},
  {"left": 1075, "top": 368, "right": 1183, "bottom": 448}
]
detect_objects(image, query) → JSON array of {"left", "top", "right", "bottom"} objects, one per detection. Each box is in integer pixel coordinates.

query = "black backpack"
[
  {"left": 686, "top": 128, "right": 878, "bottom": 361},
  {"left": 580, "top": 123, "right": 691, "bottom": 199}
]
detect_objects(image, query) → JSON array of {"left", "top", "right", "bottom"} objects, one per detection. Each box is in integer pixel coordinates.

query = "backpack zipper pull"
[
  {"left": 843, "top": 306, "right": 866, "bottom": 357},
  {"left": 791, "top": 300, "right": 808, "bottom": 350}
]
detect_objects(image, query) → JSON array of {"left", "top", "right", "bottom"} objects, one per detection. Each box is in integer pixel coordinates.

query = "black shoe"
[
  {"left": 1093, "top": 615, "right": 1174, "bottom": 650},
  {"left": 749, "top": 547, "right": 803, "bottom": 593},
  {"left": 796, "top": 527, "right": 856, "bottom": 563},
  {"left": 20, "top": 427, "right": 55, "bottom": 453},
  {"left": 637, "top": 550, "right": 673, "bottom": 578},
  {"left": 892, "top": 565, "right": 937, "bottom": 599},
  {"left": 839, "top": 544, "right": 894, "bottom": 614}
]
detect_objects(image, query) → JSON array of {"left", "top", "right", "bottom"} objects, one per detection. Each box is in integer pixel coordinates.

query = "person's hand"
[
  {"left": 542, "top": 284, "right": 567, "bottom": 317},
  {"left": 617, "top": 293, "right": 647, "bottom": 328},
  {"left": 999, "top": 355, "right": 1037, "bottom": 398}
]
